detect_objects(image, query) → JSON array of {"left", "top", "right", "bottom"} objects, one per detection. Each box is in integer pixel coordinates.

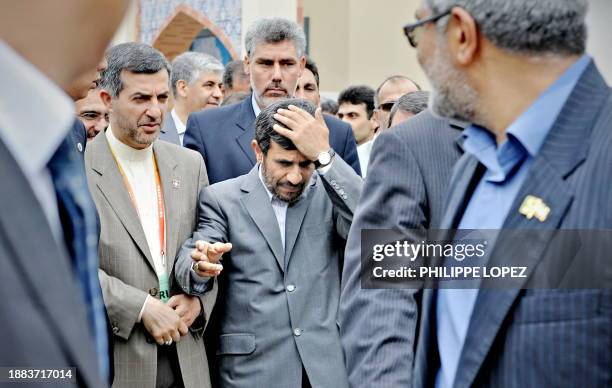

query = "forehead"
[
  {"left": 379, "top": 79, "right": 419, "bottom": 103},
  {"left": 76, "top": 91, "right": 106, "bottom": 111},
  {"left": 298, "top": 68, "right": 317, "bottom": 85},
  {"left": 120, "top": 69, "right": 169, "bottom": 93},
  {"left": 250, "top": 40, "right": 299, "bottom": 60},
  {"left": 193, "top": 71, "right": 222, "bottom": 83},
  {"left": 267, "top": 141, "right": 307, "bottom": 161},
  {"left": 338, "top": 102, "right": 367, "bottom": 115}
]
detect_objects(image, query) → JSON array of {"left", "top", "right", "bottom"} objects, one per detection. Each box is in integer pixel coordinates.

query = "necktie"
[{"left": 47, "top": 136, "right": 109, "bottom": 379}]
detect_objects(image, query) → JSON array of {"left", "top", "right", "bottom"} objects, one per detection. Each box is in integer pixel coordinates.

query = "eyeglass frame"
[
  {"left": 403, "top": 8, "right": 452, "bottom": 48},
  {"left": 377, "top": 102, "right": 396, "bottom": 112}
]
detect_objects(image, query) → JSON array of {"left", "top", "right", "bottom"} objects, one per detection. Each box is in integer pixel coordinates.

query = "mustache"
[{"left": 264, "top": 83, "right": 288, "bottom": 94}]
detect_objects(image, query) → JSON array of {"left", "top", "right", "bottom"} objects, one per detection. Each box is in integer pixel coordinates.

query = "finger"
[
  {"left": 272, "top": 124, "right": 295, "bottom": 139},
  {"left": 209, "top": 242, "right": 232, "bottom": 256},
  {"left": 288, "top": 105, "right": 314, "bottom": 120},
  {"left": 178, "top": 321, "right": 189, "bottom": 336},
  {"left": 166, "top": 295, "right": 180, "bottom": 308},
  {"left": 277, "top": 107, "right": 304, "bottom": 121},
  {"left": 173, "top": 304, "right": 188, "bottom": 317},
  {"left": 171, "top": 329, "right": 181, "bottom": 343},
  {"left": 195, "top": 261, "right": 223, "bottom": 275},
  {"left": 273, "top": 112, "right": 299, "bottom": 130},
  {"left": 195, "top": 240, "right": 209, "bottom": 253},
  {"left": 160, "top": 334, "right": 171, "bottom": 346},
  {"left": 191, "top": 249, "right": 208, "bottom": 262},
  {"left": 315, "top": 107, "right": 325, "bottom": 124}
]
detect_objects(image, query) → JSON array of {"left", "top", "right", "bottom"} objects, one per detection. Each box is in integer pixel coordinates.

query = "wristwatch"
[{"left": 313, "top": 148, "right": 335, "bottom": 169}]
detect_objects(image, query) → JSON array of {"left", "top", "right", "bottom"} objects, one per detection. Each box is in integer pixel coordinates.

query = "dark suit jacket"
[
  {"left": 338, "top": 110, "right": 463, "bottom": 387},
  {"left": 0, "top": 137, "right": 106, "bottom": 387},
  {"left": 71, "top": 118, "right": 87, "bottom": 155},
  {"left": 184, "top": 95, "right": 361, "bottom": 183},
  {"left": 413, "top": 61, "right": 612, "bottom": 388}
]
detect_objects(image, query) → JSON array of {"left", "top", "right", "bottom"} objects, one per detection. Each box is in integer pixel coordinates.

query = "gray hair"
[
  {"left": 425, "top": 0, "right": 588, "bottom": 56},
  {"left": 170, "top": 52, "right": 223, "bottom": 95},
  {"left": 374, "top": 75, "right": 421, "bottom": 107},
  {"left": 245, "top": 17, "right": 306, "bottom": 58},
  {"left": 101, "top": 42, "right": 171, "bottom": 97},
  {"left": 255, "top": 98, "right": 315, "bottom": 154},
  {"left": 389, "top": 91, "right": 430, "bottom": 125}
]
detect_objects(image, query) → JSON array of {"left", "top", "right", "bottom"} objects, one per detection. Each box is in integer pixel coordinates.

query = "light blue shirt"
[{"left": 435, "top": 55, "right": 591, "bottom": 388}]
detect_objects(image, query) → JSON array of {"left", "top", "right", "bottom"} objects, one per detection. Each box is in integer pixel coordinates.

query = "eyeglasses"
[
  {"left": 403, "top": 9, "right": 452, "bottom": 48},
  {"left": 378, "top": 102, "right": 395, "bottom": 112}
]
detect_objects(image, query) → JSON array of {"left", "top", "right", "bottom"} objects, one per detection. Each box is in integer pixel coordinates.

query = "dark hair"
[
  {"left": 255, "top": 98, "right": 316, "bottom": 154},
  {"left": 338, "top": 85, "right": 376, "bottom": 118},
  {"left": 101, "top": 42, "right": 170, "bottom": 97},
  {"left": 304, "top": 57, "right": 320, "bottom": 88},
  {"left": 222, "top": 60, "right": 247, "bottom": 90},
  {"left": 321, "top": 98, "right": 338, "bottom": 115},
  {"left": 388, "top": 91, "right": 430, "bottom": 125},
  {"left": 374, "top": 75, "right": 421, "bottom": 107}
]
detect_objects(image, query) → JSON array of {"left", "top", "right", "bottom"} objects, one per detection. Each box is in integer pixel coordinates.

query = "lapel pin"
[
  {"left": 519, "top": 195, "right": 550, "bottom": 222},
  {"left": 77, "top": 143, "right": 83, "bottom": 153},
  {"left": 172, "top": 179, "right": 181, "bottom": 189}
]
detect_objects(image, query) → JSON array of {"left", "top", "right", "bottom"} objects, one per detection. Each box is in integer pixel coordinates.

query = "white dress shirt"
[
  {"left": 170, "top": 108, "right": 187, "bottom": 146},
  {"left": 258, "top": 166, "right": 289, "bottom": 250},
  {"left": 357, "top": 138, "right": 375, "bottom": 178},
  {"left": 0, "top": 41, "right": 75, "bottom": 244},
  {"left": 106, "top": 128, "right": 167, "bottom": 318}
]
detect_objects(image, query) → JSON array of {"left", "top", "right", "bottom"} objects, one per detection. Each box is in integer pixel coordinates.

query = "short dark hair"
[
  {"left": 223, "top": 60, "right": 247, "bottom": 90},
  {"left": 255, "top": 98, "right": 316, "bottom": 154},
  {"left": 388, "top": 91, "right": 430, "bottom": 125},
  {"left": 338, "top": 85, "right": 376, "bottom": 118},
  {"left": 101, "top": 42, "right": 170, "bottom": 97},
  {"left": 304, "top": 57, "right": 320, "bottom": 88},
  {"left": 321, "top": 98, "right": 338, "bottom": 115},
  {"left": 374, "top": 75, "right": 421, "bottom": 107}
]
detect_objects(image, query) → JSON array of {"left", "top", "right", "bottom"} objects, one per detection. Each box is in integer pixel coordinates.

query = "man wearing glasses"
[
  {"left": 373, "top": 75, "right": 421, "bottom": 131},
  {"left": 403, "top": 1, "right": 612, "bottom": 388}
]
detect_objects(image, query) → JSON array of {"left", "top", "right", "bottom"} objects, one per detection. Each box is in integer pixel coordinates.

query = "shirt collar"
[
  {"left": 251, "top": 93, "right": 262, "bottom": 117},
  {"left": 171, "top": 109, "right": 186, "bottom": 135},
  {"left": 0, "top": 41, "right": 75, "bottom": 175},
  {"left": 106, "top": 125, "right": 153, "bottom": 162}
]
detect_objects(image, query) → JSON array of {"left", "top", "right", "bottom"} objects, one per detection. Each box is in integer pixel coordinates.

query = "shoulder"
[
  {"left": 156, "top": 139, "right": 202, "bottom": 165},
  {"left": 384, "top": 110, "right": 461, "bottom": 147},
  {"left": 189, "top": 98, "right": 245, "bottom": 124},
  {"left": 323, "top": 114, "right": 351, "bottom": 135}
]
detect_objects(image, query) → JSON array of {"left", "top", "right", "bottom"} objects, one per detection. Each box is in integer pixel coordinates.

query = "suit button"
[
  {"left": 339, "top": 189, "right": 346, "bottom": 195},
  {"left": 293, "top": 328, "right": 302, "bottom": 337},
  {"left": 112, "top": 326, "right": 119, "bottom": 334},
  {"left": 342, "top": 195, "right": 348, "bottom": 200},
  {"left": 149, "top": 288, "right": 158, "bottom": 296},
  {"left": 286, "top": 284, "right": 296, "bottom": 292}
]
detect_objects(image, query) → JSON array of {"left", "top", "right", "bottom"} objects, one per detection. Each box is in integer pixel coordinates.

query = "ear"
[
  {"left": 447, "top": 7, "right": 479, "bottom": 66},
  {"left": 243, "top": 55, "right": 251, "bottom": 76},
  {"left": 297, "top": 56, "right": 306, "bottom": 78},
  {"left": 100, "top": 89, "right": 113, "bottom": 110},
  {"left": 372, "top": 109, "right": 381, "bottom": 129},
  {"left": 251, "top": 139, "right": 264, "bottom": 163},
  {"left": 176, "top": 79, "right": 188, "bottom": 99}
]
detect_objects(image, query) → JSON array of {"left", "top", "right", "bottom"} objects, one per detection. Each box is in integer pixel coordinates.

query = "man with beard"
[
  {"left": 184, "top": 17, "right": 361, "bottom": 184},
  {"left": 161, "top": 52, "right": 223, "bottom": 146},
  {"left": 174, "top": 98, "right": 362, "bottom": 387},
  {"left": 407, "top": 0, "right": 612, "bottom": 387},
  {"left": 85, "top": 42, "right": 215, "bottom": 388}
]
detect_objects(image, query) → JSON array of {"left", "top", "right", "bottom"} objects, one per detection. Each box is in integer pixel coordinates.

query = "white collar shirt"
[{"left": 170, "top": 109, "right": 187, "bottom": 146}]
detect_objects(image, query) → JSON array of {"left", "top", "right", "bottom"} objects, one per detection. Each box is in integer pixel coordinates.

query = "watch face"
[{"left": 318, "top": 152, "right": 331, "bottom": 166}]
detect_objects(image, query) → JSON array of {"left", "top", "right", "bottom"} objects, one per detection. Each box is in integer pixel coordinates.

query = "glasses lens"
[{"left": 381, "top": 102, "right": 395, "bottom": 112}]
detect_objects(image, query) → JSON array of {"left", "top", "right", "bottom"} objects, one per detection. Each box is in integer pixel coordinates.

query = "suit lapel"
[
  {"left": 153, "top": 142, "right": 180, "bottom": 267},
  {"left": 453, "top": 61, "right": 611, "bottom": 388},
  {"left": 284, "top": 179, "right": 317, "bottom": 270},
  {"left": 239, "top": 167, "right": 285, "bottom": 272},
  {"left": 89, "top": 135, "right": 155, "bottom": 271},
  {"left": 235, "top": 96, "right": 257, "bottom": 166},
  {"left": 161, "top": 115, "right": 180, "bottom": 145},
  {"left": 0, "top": 139, "right": 101, "bottom": 386}
]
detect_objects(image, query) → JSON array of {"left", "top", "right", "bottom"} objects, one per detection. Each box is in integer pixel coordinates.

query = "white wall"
[
  {"left": 241, "top": 0, "right": 298, "bottom": 56},
  {"left": 586, "top": 0, "right": 612, "bottom": 83}
]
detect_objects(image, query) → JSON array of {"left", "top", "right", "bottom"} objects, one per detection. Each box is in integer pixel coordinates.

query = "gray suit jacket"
[
  {"left": 85, "top": 134, "right": 216, "bottom": 388},
  {"left": 175, "top": 157, "right": 363, "bottom": 388},
  {"left": 413, "top": 61, "right": 612, "bottom": 387},
  {"left": 0, "top": 138, "right": 105, "bottom": 387},
  {"left": 338, "top": 110, "right": 463, "bottom": 387},
  {"left": 159, "top": 114, "right": 181, "bottom": 146}
]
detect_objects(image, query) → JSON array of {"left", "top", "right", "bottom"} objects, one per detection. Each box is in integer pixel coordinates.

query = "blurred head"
[
  {"left": 220, "top": 91, "right": 250, "bottom": 107},
  {"left": 321, "top": 98, "right": 339, "bottom": 116},
  {"left": 100, "top": 43, "right": 171, "bottom": 149},
  {"left": 415, "top": 0, "right": 587, "bottom": 124},
  {"left": 0, "top": 0, "right": 130, "bottom": 91},
  {"left": 244, "top": 17, "right": 306, "bottom": 109},
  {"left": 337, "top": 85, "right": 377, "bottom": 145},
  {"left": 76, "top": 89, "right": 109, "bottom": 140},
  {"left": 388, "top": 91, "right": 430, "bottom": 128},
  {"left": 252, "top": 98, "right": 316, "bottom": 203},
  {"left": 222, "top": 60, "right": 250, "bottom": 94},
  {"left": 294, "top": 57, "right": 320, "bottom": 106},
  {"left": 171, "top": 52, "right": 224, "bottom": 114},
  {"left": 374, "top": 75, "right": 421, "bottom": 131}
]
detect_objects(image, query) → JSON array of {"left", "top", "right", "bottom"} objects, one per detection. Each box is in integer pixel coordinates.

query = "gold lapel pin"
[
  {"left": 172, "top": 179, "right": 181, "bottom": 189},
  {"left": 519, "top": 195, "right": 550, "bottom": 222}
]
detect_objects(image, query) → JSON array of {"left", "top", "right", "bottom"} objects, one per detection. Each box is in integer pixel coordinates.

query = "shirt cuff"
[
  {"left": 137, "top": 295, "right": 150, "bottom": 323},
  {"left": 317, "top": 159, "right": 334, "bottom": 175}
]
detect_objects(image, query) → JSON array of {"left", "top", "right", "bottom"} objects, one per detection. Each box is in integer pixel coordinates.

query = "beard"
[
  {"left": 423, "top": 36, "right": 480, "bottom": 124},
  {"left": 113, "top": 111, "right": 160, "bottom": 147},
  {"left": 261, "top": 161, "right": 305, "bottom": 204},
  {"left": 254, "top": 81, "right": 290, "bottom": 109}
]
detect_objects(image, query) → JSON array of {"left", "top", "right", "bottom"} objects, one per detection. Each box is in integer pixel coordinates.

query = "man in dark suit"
[
  {"left": 184, "top": 17, "right": 361, "bottom": 183},
  {"left": 0, "top": 1, "right": 130, "bottom": 386},
  {"left": 408, "top": 1, "right": 612, "bottom": 387},
  {"left": 339, "top": 110, "right": 463, "bottom": 387}
]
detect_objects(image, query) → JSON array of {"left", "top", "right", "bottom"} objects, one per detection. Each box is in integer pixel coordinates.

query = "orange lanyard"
[{"left": 110, "top": 150, "right": 166, "bottom": 267}]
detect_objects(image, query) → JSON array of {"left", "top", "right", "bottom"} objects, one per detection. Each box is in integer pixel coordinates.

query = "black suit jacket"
[
  {"left": 339, "top": 110, "right": 463, "bottom": 387},
  {"left": 184, "top": 95, "right": 361, "bottom": 183},
  {"left": 70, "top": 118, "right": 87, "bottom": 156}
]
